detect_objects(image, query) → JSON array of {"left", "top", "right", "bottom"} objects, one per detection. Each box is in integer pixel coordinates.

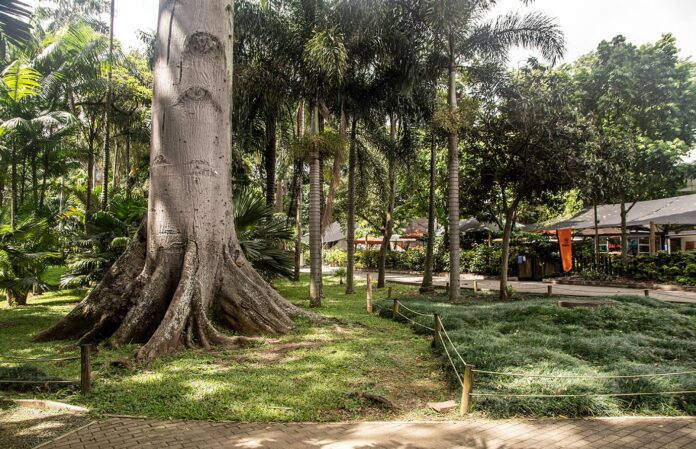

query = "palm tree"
[
  {"left": 100, "top": 0, "right": 115, "bottom": 210},
  {"left": 0, "top": 0, "right": 32, "bottom": 47},
  {"left": 421, "top": 0, "right": 564, "bottom": 300}
]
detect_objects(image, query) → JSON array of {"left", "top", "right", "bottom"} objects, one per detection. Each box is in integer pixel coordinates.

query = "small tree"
[{"left": 462, "top": 63, "right": 588, "bottom": 299}]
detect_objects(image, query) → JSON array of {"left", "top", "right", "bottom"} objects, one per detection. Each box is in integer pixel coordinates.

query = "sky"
[{"left": 78, "top": 0, "right": 696, "bottom": 65}]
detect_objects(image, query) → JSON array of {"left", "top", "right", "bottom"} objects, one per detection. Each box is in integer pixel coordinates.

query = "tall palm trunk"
[
  {"left": 446, "top": 52, "right": 460, "bottom": 301},
  {"left": 345, "top": 117, "right": 357, "bottom": 294},
  {"left": 309, "top": 101, "right": 323, "bottom": 306},
  {"left": 593, "top": 202, "right": 600, "bottom": 268},
  {"left": 265, "top": 113, "right": 277, "bottom": 207},
  {"left": 499, "top": 203, "right": 518, "bottom": 299},
  {"left": 100, "top": 0, "right": 116, "bottom": 210},
  {"left": 39, "top": 148, "right": 50, "bottom": 209},
  {"left": 421, "top": 132, "right": 437, "bottom": 292},
  {"left": 322, "top": 103, "right": 346, "bottom": 229},
  {"left": 620, "top": 201, "right": 629, "bottom": 262},
  {"left": 378, "top": 117, "right": 397, "bottom": 288},
  {"left": 10, "top": 147, "right": 17, "bottom": 230},
  {"left": 293, "top": 99, "right": 305, "bottom": 282},
  {"left": 30, "top": 151, "right": 38, "bottom": 209}
]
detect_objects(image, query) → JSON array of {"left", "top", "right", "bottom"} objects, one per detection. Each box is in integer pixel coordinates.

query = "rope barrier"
[
  {"left": 439, "top": 333, "right": 464, "bottom": 387},
  {"left": 472, "top": 369, "right": 696, "bottom": 379},
  {"left": 397, "top": 301, "right": 434, "bottom": 317},
  {"left": 0, "top": 356, "right": 80, "bottom": 363},
  {"left": 395, "top": 311, "right": 435, "bottom": 331},
  {"left": 470, "top": 390, "right": 696, "bottom": 398},
  {"left": 439, "top": 322, "right": 469, "bottom": 367},
  {"left": 0, "top": 379, "right": 76, "bottom": 385}
]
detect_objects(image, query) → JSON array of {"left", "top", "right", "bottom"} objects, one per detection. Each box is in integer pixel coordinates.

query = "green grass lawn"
[
  {"left": 374, "top": 291, "right": 696, "bottom": 418},
  {"left": 0, "top": 276, "right": 447, "bottom": 422}
]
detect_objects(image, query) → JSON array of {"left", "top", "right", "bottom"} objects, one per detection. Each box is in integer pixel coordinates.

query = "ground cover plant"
[
  {"left": 0, "top": 276, "right": 447, "bottom": 421},
  {"left": 375, "top": 291, "right": 696, "bottom": 417}
]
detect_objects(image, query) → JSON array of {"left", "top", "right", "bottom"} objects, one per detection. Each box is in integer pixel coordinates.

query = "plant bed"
[
  {"left": 549, "top": 277, "right": 696, "bottom": 292},
  {"left": 375, "top": 293, "right": 696, "bottom": 418}
]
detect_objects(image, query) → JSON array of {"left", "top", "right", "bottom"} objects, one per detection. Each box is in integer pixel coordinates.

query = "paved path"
[
  {"left": 337, "top": 269, "right": 696, "bottom": 305},
  {"left": 40, "top": 416, "right": 696, "bottom": 449}
]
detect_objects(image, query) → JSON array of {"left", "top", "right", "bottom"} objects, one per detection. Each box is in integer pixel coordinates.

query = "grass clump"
[{"left": 375, "top": 292, "right": 696, "bottom": 418}]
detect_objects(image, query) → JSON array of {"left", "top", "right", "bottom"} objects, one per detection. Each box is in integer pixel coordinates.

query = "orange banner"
[{"left": 558, "top": 228, "right": 573, "bottom": 273}]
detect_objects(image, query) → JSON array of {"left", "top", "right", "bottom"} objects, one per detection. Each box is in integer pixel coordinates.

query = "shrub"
[{"left": 324, "top": 248, "right": 347, "bottom": 267}]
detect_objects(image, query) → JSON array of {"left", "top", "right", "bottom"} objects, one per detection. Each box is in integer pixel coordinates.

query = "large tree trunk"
[
  {"left": 345, "top": 117, "right": 357, "bottom": 294},
  {"left": 421, "top": 132, "right": 437, "bottom": 292},
  {"left": 100, "top": 0, "right": 115, "bottom": 211},
  {"left": 308, "top": 101, "right": 323, "bottom": 306},
  {"left": 446, "top": 55, "right": 460, "bottom": 301},
  {"left": 35, "top": 0, "right": 313, "bottom": 365},
  {"left": 264, "top": 113, "right": 276, "bottom": 208}
]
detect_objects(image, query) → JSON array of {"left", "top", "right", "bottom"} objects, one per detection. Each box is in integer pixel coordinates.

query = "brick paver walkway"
[{"left": 40, "top": 416, "right": 696, "bottom": 449}]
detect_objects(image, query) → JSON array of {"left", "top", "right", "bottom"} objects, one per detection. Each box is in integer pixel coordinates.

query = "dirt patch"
[{"left": 0, "top": 404, "right": 90, "bottom": 449}]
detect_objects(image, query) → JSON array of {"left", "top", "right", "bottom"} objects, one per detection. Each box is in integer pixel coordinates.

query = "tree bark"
[
  {"left": 308, "top": 101, "right": 323, "bottom": 305},
  {"left": 620, "top": 201, "right": 628, "bottom": 262},
  {"left": 39, "top": 147, "right": 50, "bottom": 210},
  {"left": 345, "top": 117, "right": 357, "bottom": 294},
  {"left": 446, "top": 53, "right": 460, "bottom": 301},
  {"left": 36, "top": 0, "right": 314, "bottom": 365},
  {"left": 499, "top": 204, "right": 517, "bottom": 300},
  {"left": 264, "top": 113, "right": 276, "bottom": 208},
  {"left": 10, "top": 146, "right": 17, "bottom": 230},
  {"left": 100, "top": 0, "right": 116, "bottom": 211},
  {"left": 86, "top": 123, "right": 95, "bottom": 220},
  {"left": 378, "top": 159, "right": 395, "bottom": 288},
  {"left": 421, "top": 132, "right": 437, "bottom": 292},
  {"left": 593, "top": 202, "right": 600, "bottom": 268},
  {"left": 293, "top": 99, "right": 305, "bottom": 282},
  {"left": 322, "top": 103, "right": 346, "bottom": 229}
]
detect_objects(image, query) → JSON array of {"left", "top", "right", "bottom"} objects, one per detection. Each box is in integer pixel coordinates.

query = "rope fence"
[
  {"left": 0, "top": 345, "right": 93, "bottom": 393},
  {"left": 364, "top": 276, "right": 696, "bottom": 415}
]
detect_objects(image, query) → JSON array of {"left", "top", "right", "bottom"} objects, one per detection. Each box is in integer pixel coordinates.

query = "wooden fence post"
[
  {"left": 392, "top": 299, "right": 399, "bottom": 319},
  {"left": 387, "top": 286, "right": 392, "bottom": 299},
  {"left": 473, "top": 280, "right": 478, "bottom": 293},
  {"left": 547, "top": 285, "right": 552, "bottom": 297},
  {"left": 644, "top": 289, "right": 650, "bottom": 297},
  {"left": 432, "top": 314, "right": 442, "bottom": 348},
  {"left": 80, "top": 344, "right": 91, "bottom": 394},
  {"left": 366, "top": 274, "right": 373, "bottom": 314},
  {"left": 460, "top": 365, "right": 474, "bottom": 416}
]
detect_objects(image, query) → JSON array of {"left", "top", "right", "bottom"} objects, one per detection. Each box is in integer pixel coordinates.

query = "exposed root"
[{"left": 36, "top": 222, "right": 322, "bottom": 365}]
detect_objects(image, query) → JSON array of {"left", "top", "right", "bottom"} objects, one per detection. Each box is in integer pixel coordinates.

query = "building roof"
[
  {"left": 540, "top": 193, "right": 696, "bottom": 230},
  {"left": 302, "top": 221, "right": 346, "bottom": 244}
]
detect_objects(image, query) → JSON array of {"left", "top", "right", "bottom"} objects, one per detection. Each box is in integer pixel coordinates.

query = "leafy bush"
[
  {"left": 324, "top": 248, "right": 347, "bottom": 267},
  {"left": 613, "top": 252, "right": 696, "bottom": 285}
]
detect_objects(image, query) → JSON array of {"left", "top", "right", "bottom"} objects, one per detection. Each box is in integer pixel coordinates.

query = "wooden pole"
[
  {"left": 387, "top": 286, "right": 392, "bottom": 299},
  {"left": 80, "top": 344, "right": 91, "bottom": 394},
  {"left": 644, "top": 289, "right": 650, "bottom": 297},
  {"left": 366, "top": 274, "right": 373, "bottom": 313},
  {"left": 547, "top": 285, "right": 552, "bottom": 297},
  {"left": 473, "top": 280, "right": 478, "bottom": 293},
  {"left": 460, "top": 365, "right": 474, "bottom": 416},
  {"left": 432, "top": 314, "right": 441, "bottom": 348},
  {"left": 392, "top": 299, "right": 399, "bottom": 319}
]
